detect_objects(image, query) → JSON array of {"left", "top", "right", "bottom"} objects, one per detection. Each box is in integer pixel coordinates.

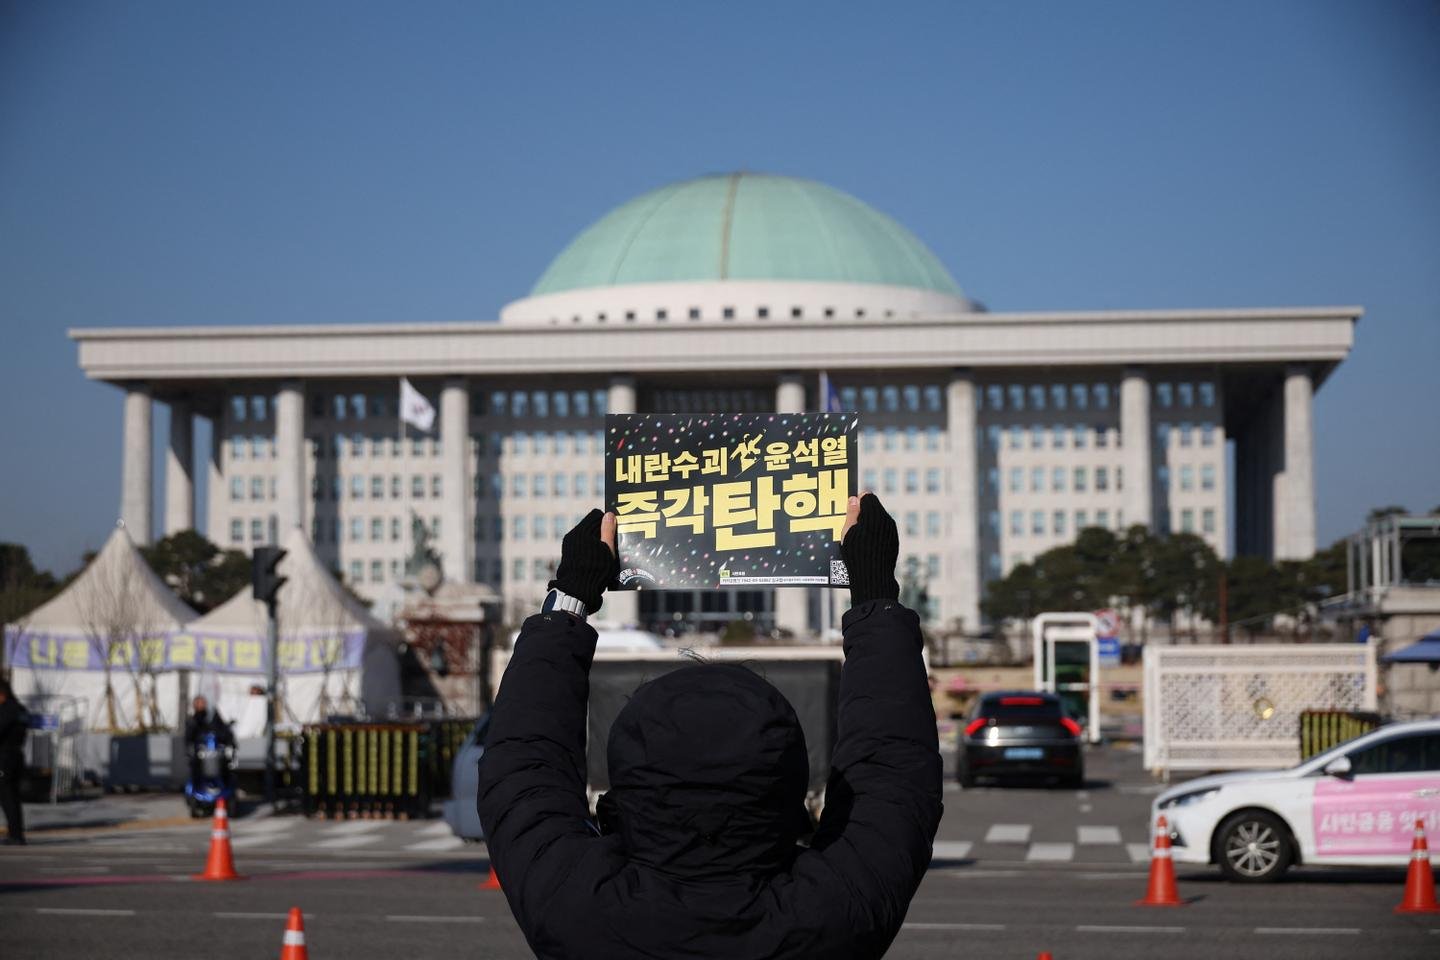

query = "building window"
[
  {"left": 532, "top": 515, "right": 546, "bottom": 539},
  {"left": 1202, "top": 464, "right": 1216, "bottom": 491},
  {"left": 1074, "top": 467, "right": 1087, "bottom": 492},
  {"left": 229, "top": 519, "right": 243, "bottom": 543},
  {"left": 1180, "top": 509, "right": 1195, "bottom": 533},
  {"left": 1157, "top": 465, "right": 1170, "bottom": 489},
  {"left": 1009, "top": 467, "right": 1023, "bottom": 493},
  {"left": 350, "top": 475, "right": 364, "bottom": 499},
  {"left": 230, "top": 435, "right": 246, "bottom": 460},
  {"left": 391, "top": 517, "right": 401, "bottom": 542},
  {"left": 1030, "top": 426, "right": 1044, "bottom": 449},
  {"left": 923, "top": 385, "right": 942, "bottom": 412},
  {"left": 901, "top": 385, "right": 921, "bottom": 412},
  {"left": 986, "top": 467, "right": 999, "bottom": 492},
  {"left": 1094, "top": 384, "right": 1111, "bottom": 409},
  {"left": 512, "top": 516, "right": 525, "bottom": 541},
  {"left": 1178, "top": 383, "right": 1194, "bottom": 407},
  {"left": 1052, "top": 467, "right": 1066, "bottom": 492},
  {"left": 350, "top": 518, "right": 363, "bottom": 542},
  {"left": 1201, "top": 423, "right": 1216, "bottom": 447},
  {"left": 1010, "top": 510, "right": 1024, "bottom": 536},
  {"left": 883, "top": 428, "right": 896, "bottom": 452},
  {"left": 1008, "top": 426, "right": 1022, "bottom": 450},
  {"left": 1199, "top": 381, "right": 1216, "bottom": 407},
  {"left": 249, "top": 477, "right": 264, "bottom": 500},
  {"left": 1095, "top": 467, "right": 1109, "bottom": 492},
  {"left": 987, "top": 385, "right": 1004, "bottom": 410},
  {"left": 1051, "top": 384, "right": 1068, "bottom": 410},
  {"left": 1031, "top": 467, "right": 1044, "bottom": 492},
  {"left": 904, "top": 426, "right": 917, "bottom": 451},
  {"left": 1075, "top": 509, "right": 1088, "bottom": 530},
  {"left": 925, "top": 425, "right": 940, "bottom": 451},
  {"left": 230, "top": 477, "right": 244, "bottom": 501},
  {"left": 1157, "top": 423, "right": 1171, "bottom": 448},
  {"left": 1031, "top": 511, "right": 1045, "bottom": 535},
  {"left": 1071, "top": 384, "right": 1088, "bottom": 410},
  {"left": 370, "top": 518, "right": 383, "bottom": 541},
  {"left": 1179, "top": 422, "right": 1193, "bottom": 447},
  {"left": 250, "top": 396, "right": 268, "bottom": 421},
  {"left": 904, "top": 512, "right": 919, "bottom": 537},
  {"left": 881, "top": 385, "right": 900, "bottom": 413},
  {"left": 347, "top": 560, "right": 362, "bottom": 583},
  {"left": 1180, "top": 465, "right": 1194, "bottom": 491},
  {"left": 1096, "top": 509, "right": 1110, "bottom": 529},
  {"left": 1155, "top": 382, "right": 1173, "bottom": 408},
  {"left": 925, "top": 468, "right": 941, "bottom": 493},
  {"left": 904, "top": 469, "right": 919, "bottom": 494},
  {"left": 926, "top": 512, "right": 941, "bottom": 537},
  {"left": 370, "top": 475, "right": 383, "bottom": 499},
  {"left": 1029, "top": 385, "right": 1046, "bottom": 410},
  {"left": 1052, "top": 425, "right": 1066, "bottom": 449},
  {"left": 1008, "top": 384, "right": 1025, "bottom": 411},
  {"left": 987, "top": 510, "right": 1000, "bottom": 534},
  {"left": 1202, "top": 508, "right": 1216, "bottom": 533},
  {"left": 368, "top": 560, "right": 382, "bottom": 583},
  {"left": 1053, "top": 511, "right": 1066, "bottom": 536},
  {"left": 883, "top": 469, "right": 896, "bottom": 494},
  {"left": 1072, "top": 425, "right": 1087, "bottom": 449},
  {"left": 431, "top": 474, "right": 442, "bottom": 497},
  {"left": 721, "top": 307, "right": 735, "bottom": 320},
  {"left": 1095, "top": 427, "right": 1108, "bottom": 448}
]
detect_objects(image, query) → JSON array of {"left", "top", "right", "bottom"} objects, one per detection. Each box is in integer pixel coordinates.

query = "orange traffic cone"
[
  {"left": 1037, "top": 953, "right": 1055, "bottom": 959},
  {"left": 279, "top": 907, "right": 309, "bottom": 960},
  {"left": 479, "top": 864, "right": 502, "bottom": 891},
  {"left": 1395, "top": 817, "right": 1440, "bottom": 914},
  {"left": 193, "top": 798, "right": 242, "bottom": 881},
  {"left": 1136, "top": 815, "right": 1183, "bottom": 906}
]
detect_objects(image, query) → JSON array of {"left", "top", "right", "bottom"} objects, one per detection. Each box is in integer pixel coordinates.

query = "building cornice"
[{"left": 70, "top": 306, "right": 1361, "bottom": 382}]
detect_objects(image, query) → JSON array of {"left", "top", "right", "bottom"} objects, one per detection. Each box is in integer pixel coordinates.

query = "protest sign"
[{"left": 606, "top": 412, "right": 857, "bottom": 589}]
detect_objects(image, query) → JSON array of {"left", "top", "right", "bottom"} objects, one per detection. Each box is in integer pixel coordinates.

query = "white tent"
[
  {"left": 185, "top": 527, "right": 402, "bottom": 737},
  {"left": 3, "top": 525, "right": 198, "bottom": 732}
]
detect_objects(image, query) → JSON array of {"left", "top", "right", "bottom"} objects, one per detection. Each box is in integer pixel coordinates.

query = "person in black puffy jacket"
[{"left": 477, "top": 492, "right": 942, "bottom": 959}]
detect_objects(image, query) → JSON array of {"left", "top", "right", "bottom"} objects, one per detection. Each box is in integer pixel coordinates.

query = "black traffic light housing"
[{"left": 252, "top": 546, "right": 287, "bottom": 613}]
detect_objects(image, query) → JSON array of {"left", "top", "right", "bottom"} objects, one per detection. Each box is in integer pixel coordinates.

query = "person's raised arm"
[
  {"left": 475, "top": 509, "right": 619, "bottom": 927},
  {"left": 808, "top": 494, "right": 943, "bottom": 950}
]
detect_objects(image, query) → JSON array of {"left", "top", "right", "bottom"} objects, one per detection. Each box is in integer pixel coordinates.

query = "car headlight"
[{"left": 1158, "top": 787, "right": 1220, "bottom": 810}]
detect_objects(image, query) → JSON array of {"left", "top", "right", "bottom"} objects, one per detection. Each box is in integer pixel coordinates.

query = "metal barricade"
[
  {"left": 24, "top": 695, "right": 85, "bottom": 802},
  {"left": 302, "top": 722, "right": 430, "bottom": 820},
  {"left": 1299, "top": 709, "right": 1385, "bottom": 761}
]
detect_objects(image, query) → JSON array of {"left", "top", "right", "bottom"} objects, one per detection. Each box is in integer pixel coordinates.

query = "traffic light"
[{"left": 252, "top": 546, "right": 287, "bottom": 611}]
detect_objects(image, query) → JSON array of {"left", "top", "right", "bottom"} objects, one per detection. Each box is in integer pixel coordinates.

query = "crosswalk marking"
[
  {"left": 404, "top": 837, "right": 466, "bottom": 852},
  {"left": 1026, "top": 843, "right": 1074, "bottom": 862},
  {"left": 985, "top": 824, "right": 1031, "bottom": 843},
  {"left": 321, "top": 820, "right": 385, "bottom": 836},
  {"left": 310, "top": 834, "right": 385, "bottom": 850},
  {"left": 416, "top": 821, "right": 455, "bottom": 837},
  {"left": 1077, "top": 826, "right": 1122, "bottom": 845},
  {"left": 931, "top": 841, "right": 973, "bottom": 859}
]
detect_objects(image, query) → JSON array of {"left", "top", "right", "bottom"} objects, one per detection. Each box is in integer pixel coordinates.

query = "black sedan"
[{"left": 956, "top": 691, "right": 1085, "bottom": 788}]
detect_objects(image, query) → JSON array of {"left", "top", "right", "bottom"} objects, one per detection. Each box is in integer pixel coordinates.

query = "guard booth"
[{"left": 1031, "top": 613, "right": 1101, "bottom": 743}]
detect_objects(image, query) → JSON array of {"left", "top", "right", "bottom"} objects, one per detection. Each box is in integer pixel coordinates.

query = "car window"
[
  {"left": 1347, "top": 733, "right": 1440, "bottom": 775},
  {"left": 983, "top": 697, "right": 1062, "bottom": 721}
]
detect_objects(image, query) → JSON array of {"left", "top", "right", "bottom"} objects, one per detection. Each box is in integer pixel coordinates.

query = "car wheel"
[
  {"left": 1216, "top": 811, "right": 1292, "bottom": 882},
  {"left": 957, "top": 763, "right": 975, "bottom": 789}
]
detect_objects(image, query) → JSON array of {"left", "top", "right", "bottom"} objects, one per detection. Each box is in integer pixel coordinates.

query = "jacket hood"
[{"left": 604, "top": 663, "right": 810, "bottom": 880}]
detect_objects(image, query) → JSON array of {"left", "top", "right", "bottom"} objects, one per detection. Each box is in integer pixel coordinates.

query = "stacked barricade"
[
  {"left": 301, "top": 717, "right": 478, "bottom": 819},
  {"left": 1299, "top": 709, "right": 1384, "bottom": 761}
]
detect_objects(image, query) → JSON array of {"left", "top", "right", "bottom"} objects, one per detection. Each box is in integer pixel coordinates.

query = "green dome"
[{"left": 531, "top": 173, "right": 961, "bottom": 297}]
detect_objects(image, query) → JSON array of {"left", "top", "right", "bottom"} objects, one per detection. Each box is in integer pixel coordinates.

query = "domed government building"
[{"left": 72, "top": 173, "right": 1358, "bottom": 635}]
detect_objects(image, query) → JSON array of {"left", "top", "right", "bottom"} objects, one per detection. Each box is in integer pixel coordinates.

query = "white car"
[{"left": 1153, "top": 718, "right": 1440, "bottom": 882}]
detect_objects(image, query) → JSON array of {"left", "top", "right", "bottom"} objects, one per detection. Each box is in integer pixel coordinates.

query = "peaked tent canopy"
[
  {"left": 1382, "top": 629, "right": 1440, "bottom": 664},
  {"left": 186, "top": 527, "right": 402, "bottom": 732}
]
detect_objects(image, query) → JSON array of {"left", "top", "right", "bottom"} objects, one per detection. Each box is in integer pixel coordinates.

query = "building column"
[
  {"left": 947, "top": 370, "right": 980, "bottom": 633},
  {"left": 1276, "top": 365, "right": 1316, "bottom": 559},
  {"left": 603, "top": 376, "right": 639, "bottom": 626},
  {"left": 439, "top": 378, "right": 472, "bottom": 583},
  {"left": 773, "top": 373, "right": 809, "bottom": 638},
  {"left": 206, "top": 415, "right": 225, "bottom": 544},
  {"left": 121, "top": 384, "right": 153, "bottom": 545},
  {"left": 164, "top": 399, "right": 194, "bottom": 535},
  {"left": 1120, "top": 367, "right": 1153, "bottom": 530},
  {"left": 274, "top": 381, "right": 306, "bottom": 541}
]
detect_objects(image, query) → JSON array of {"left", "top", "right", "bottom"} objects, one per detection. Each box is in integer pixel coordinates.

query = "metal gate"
[
  {"left": 1142, "top": 643, "right": 1377, "bottom": 776},
  {"left": 25, "top": 695, "right": 85, "bottom": 802}
]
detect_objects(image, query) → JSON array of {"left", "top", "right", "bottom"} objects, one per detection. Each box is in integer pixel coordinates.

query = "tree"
[
  {"left": 139, "top": 530, "right": 248, "bottom": 612},
  {"left": 1368, "top": 505, "right": 1408, "bottom": 522}
]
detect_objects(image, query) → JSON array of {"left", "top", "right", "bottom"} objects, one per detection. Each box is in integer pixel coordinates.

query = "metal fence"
[
  {"left": 300, "top": 717, "right": 476, "bottom": 819},
  {"left": 1298, "top": 709, "right": 1384, "bottom": 761}
]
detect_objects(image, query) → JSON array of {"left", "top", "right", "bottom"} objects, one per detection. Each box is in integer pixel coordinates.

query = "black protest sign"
[{"left": 605, "top": 413, "right": 858, "bottom": 590}]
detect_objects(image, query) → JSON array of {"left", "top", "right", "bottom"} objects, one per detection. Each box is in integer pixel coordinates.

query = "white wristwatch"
[{"left": 541, "top": 587, "right": 589, "bottom": 620}]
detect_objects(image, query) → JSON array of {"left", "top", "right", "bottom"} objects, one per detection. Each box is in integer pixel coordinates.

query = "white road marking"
[
  {"left": 1077, "top": 826, "right": 1122, "bottom": 845},
  {"left": 1077, "top": 871, "right": 1150, "bottom": 879},
  {"left": 321, "top": 820, "right": 385, "bottom": 835},
  {"left": 385, "top": 915, "right": 485, "bottom": 923},
  {"left": 404, "top": 837, "right": 467, "bottom": 852},
  {"left": 985, "top": 824, "right": 1031, "bottom": 843},
  {"left": 36, "top": 908, "right": 137, "bottom": 916},
  {"left": 215, "top": 912, "right": 304, "bottom": 919},
  {"left": 38, "top": 866, "right": 110, "bottom": 874},
  {"left": 931, "top": 841, "right": 973, "bottom": 859},
  {"left": 1076, "top": 791, "right": 1091, "bottom": 800},
  {"left": 234, "top": 819, "right": 296, "bottom": 834},
  {"left": 1026, "top": 843, "right": 1074, "bottom": 862},
  {"left": 903, "top": 922, "right": 1006, "bottom": 931},
  {"left": 309, "top": 834, "right": 383, "bottom": 850},
  {"left": 1077, "top": 925, "right": 1185, "bottom": 934},
  {"left": 933, "top": 869, "right": 1024, "bottom": 878},
  {"left": 1126, "top": 843, "right": 1153, "bottom": 863},
  {"left": 417, "top": 821, "right": 455, "bottom": 837},
  {"left": 1255, "top": 928, "right": 1360, "bottom": 935},
  {"left": 1079, "top": 803, "right": 1094, "bottom": 813}
]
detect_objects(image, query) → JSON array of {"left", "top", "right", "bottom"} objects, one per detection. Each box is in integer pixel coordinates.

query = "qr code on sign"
[{"left": 829, "top": 559, "right": 850, "bottom": 586}]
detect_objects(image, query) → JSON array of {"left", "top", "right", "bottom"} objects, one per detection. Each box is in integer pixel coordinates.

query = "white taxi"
[{"left": 1152, "top": 719, "right": 1440, "bottom": 882}]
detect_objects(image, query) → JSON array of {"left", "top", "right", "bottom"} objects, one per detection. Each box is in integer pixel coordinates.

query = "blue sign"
[{"left": 1097, "top": 636, "right": 1121, "bottom": 666}]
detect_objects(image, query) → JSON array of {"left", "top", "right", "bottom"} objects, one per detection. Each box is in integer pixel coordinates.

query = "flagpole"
[{"left": 399, "top": 379, "right": 407, "bottom": 583}]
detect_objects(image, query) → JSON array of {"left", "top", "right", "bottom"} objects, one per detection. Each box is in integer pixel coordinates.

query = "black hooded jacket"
[{"left": 476, "top": 600, "right": 942, "bottom": 959}]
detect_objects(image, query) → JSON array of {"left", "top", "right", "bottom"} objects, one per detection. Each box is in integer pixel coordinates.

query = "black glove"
[
  {"left": 549, "top": 509, "right": 620, "bottom": 615},
  {"left": 841, "top": 493, "right": 900, "bottom": 608}
]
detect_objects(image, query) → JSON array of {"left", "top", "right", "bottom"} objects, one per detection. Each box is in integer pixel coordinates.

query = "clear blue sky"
[{"left": 1, "top": 0, "right": 1436, "bottom": 575}]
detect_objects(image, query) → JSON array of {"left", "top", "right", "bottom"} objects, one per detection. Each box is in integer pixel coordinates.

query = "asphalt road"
[{"left": 1, "top": 745, "right": 1435, "bottom": 959}]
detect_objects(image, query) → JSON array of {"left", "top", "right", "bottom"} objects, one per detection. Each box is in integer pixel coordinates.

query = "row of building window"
[
  {"left": 984, "top": 421, "right": 1217, "bottom": 452},
  {"left": 231, "top": 430, "right": 607, "bottom": 462},
  {"left": 992, "top": 506, "right": 1216, "bottom": 539},
  {"left": 860, "top": 468, "right": 946, "bottom": 496},
  {"left": 568, "top": 304, "right": 895, "bottom": 325}
]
